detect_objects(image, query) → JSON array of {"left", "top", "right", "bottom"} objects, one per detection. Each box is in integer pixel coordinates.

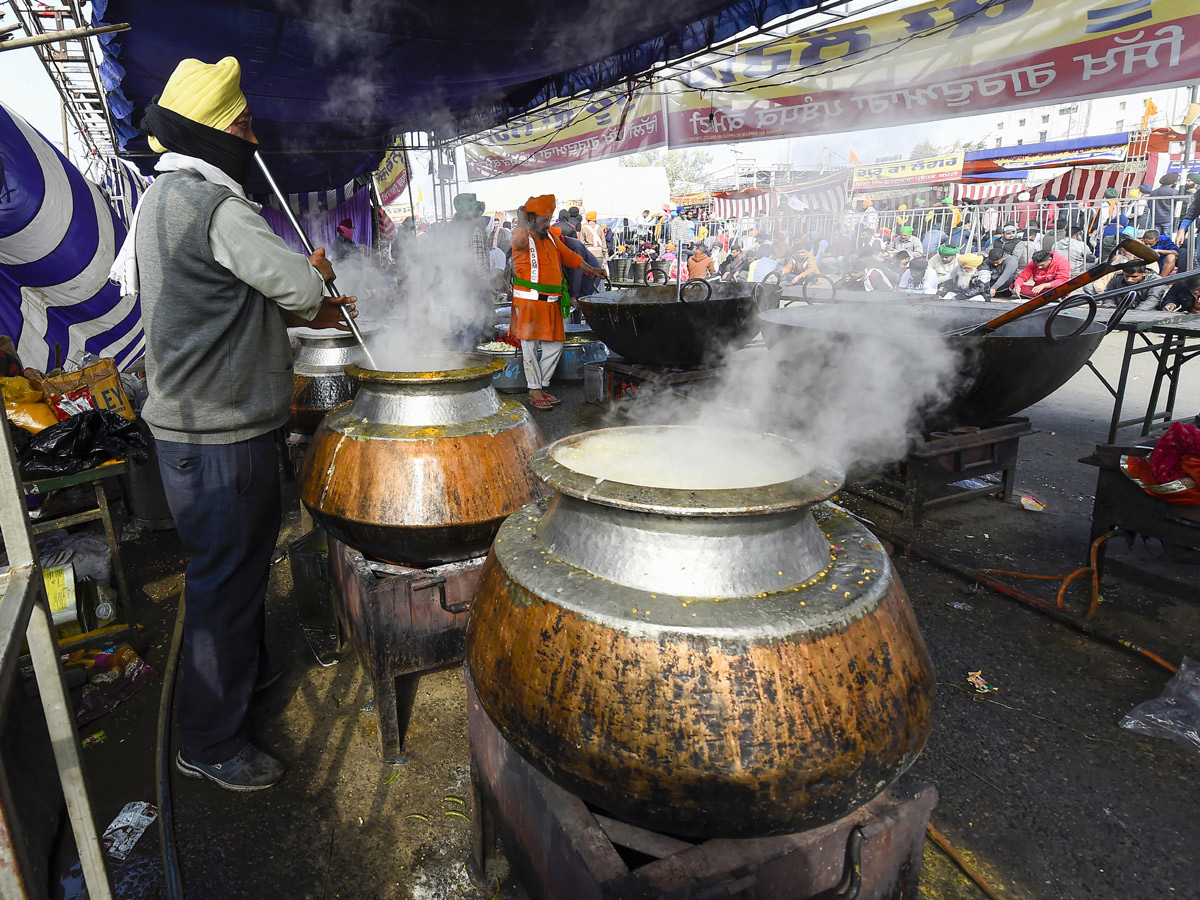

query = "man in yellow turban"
[
  {"left": 511, "top": 195, "right": 606, "bottom": 409},
  {"left": 113, "top": 57, "right": 358, "bottom": 792}
]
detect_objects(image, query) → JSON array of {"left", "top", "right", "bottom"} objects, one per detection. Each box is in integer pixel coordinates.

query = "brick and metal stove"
[{"left": 466, "top": 676, "right": 936, "bottom": 900}]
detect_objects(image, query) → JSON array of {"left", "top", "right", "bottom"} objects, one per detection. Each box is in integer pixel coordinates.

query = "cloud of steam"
[
  {"left": 335, "top": 225, "right": 497, "bottom": 370},
  {"left": 604, "top": 299, "right": 963, "bottom": 478}
]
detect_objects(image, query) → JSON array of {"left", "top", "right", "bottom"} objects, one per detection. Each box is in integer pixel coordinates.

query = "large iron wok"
[
  {"left": 577, "top": 281, "right": 780, "bottom": 367},
  {"left": 758, "top": 298, "right": 1107, "bottom": 427}
]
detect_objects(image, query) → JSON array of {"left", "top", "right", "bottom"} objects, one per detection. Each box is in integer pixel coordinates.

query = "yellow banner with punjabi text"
[{"left": 853, "top": 153, "right": 964, "bottom": 191}]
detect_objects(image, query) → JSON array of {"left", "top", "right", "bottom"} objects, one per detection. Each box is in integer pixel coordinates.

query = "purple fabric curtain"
[{"left": 259, "top": 187, "right": 373, "bottom": 257}]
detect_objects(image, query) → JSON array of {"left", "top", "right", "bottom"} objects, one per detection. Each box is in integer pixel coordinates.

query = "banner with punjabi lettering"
[
  {"left": 665, "top": 0, "right": 1200, "bottom": 147},
  {"left": 464, "top": 84, "right": 666, "bottom": 179},
  {"left": 852, "top": 153, "right": 964, "bottom": 191},
  {"left": 374, "top": 142, "right": 411, "bottom": 205}
]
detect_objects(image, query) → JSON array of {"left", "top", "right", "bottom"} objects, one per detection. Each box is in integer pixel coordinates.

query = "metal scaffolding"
[{"left": 2, "top": 0, "right": 122, "bottom": 159}]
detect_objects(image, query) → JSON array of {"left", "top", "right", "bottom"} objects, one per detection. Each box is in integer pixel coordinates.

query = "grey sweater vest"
[{"left": 136, "top": 171, "right": 293, "bottom": 444}]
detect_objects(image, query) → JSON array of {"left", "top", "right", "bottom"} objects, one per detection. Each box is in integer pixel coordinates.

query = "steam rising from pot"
[{"left": 608, "top": 301, "right": 962, "bottom": 477}]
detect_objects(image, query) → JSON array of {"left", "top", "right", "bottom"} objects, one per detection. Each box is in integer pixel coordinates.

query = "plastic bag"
[
  {"left": 18, "top": 409, "right": 147, "bottom": 479},
  {"left": 0, "top": 376, "right": 42, "bottom": 405},
  {"left": 1120, "top": 657, "right": 1200, "bottom": 753}
]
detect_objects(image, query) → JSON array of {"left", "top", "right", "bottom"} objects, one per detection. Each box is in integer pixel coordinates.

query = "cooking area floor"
[{"left": 53, "top": 329, "right": 1200, "bottom": 900}]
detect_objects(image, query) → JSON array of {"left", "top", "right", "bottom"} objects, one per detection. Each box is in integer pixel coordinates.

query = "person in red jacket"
[{"left": 1013, "top": 249, "right": 1070, "bottom": 298}]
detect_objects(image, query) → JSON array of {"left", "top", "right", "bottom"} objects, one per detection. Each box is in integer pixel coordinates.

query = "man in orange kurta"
[{"left": 511, "top": 194, "right": 606, "bottom": 409}]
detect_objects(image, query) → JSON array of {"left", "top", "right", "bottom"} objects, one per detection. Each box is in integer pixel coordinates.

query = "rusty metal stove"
[
  {"left": 593, "top": 358, "right": 723, "bottom": 408},
  {"left": 327, "top": 537, "right": 484, "bottom": 760},
  {"left": 849, "top": 417, "right": 1035, "bottom": 525},
  {"left": 466, "top": 675, "right": 935, "bottom": 900}
]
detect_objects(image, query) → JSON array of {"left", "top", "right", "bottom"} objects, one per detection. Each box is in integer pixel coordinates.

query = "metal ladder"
[{"left": 0, "top": 412, "right": 113, "bottom": 898}]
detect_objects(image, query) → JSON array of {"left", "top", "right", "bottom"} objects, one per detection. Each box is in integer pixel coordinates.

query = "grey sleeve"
[{"left": 209, "top": 198, "right": 325, "bottom": 319}]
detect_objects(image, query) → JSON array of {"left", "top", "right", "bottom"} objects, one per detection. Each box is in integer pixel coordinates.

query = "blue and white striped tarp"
[{"left": 0, "top": 102, "right": 144, "bottom": 372}]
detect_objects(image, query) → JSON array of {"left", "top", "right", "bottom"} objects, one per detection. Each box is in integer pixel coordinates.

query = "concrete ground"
[{"left": 50, "top": 322, "right": 1200, "bottom": 900}]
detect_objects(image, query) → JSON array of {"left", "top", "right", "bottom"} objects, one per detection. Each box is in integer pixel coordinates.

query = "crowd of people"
[{"left": 584, "top": 178, "right": 1200, "bottom": 313}]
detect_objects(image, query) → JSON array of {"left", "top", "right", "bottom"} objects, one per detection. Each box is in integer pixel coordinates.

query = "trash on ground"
[
  {"left": 967, "top": 670, "right": 999, "bottom": 693},
  {"left": 65, "top": 642, "right": 157, "bottom": 725},
  {"left": 1020, "top": 494, "right": 1046, "bottom": 511},
  {"left": 102, "top": 801, "right": 157, "bottom": 861},
  {"left": 1120, "top": 657, "right": 1200, "bottom": 753},
  {"left": 946, "top": 601, "right": 973, "bottom": 611},
  {"left": 81, "top": 730, "right": 107, "bottom": 748}
]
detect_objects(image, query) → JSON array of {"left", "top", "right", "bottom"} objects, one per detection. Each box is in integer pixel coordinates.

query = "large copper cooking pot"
[
  {"left": 298, "top": 352, "right": 544, "bottom": 565},
  {"left": 288, "top": 324, "right": 380, "bottom": 433},
  {"left": 467, "top": 425, "right": 935, "bottom": 838}
]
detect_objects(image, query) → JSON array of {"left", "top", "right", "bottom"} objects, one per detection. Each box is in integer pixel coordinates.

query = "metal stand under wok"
[
  {"left": 597, "top": 357, "right": 723, "bottom": 407},
  {"left": 328, "top": 537, "right": 484, "bottom": 761},
  {"left": 849, "top": 418, "right": 1035, "bottom": 526},
  {"left": 465, "top": 675, "right": 936, "bottom": 900}
]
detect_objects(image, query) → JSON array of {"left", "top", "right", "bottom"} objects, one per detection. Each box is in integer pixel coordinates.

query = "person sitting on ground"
[
  {"left": 686, "top": 243, "right": 716, "bottom": 280},
  {"left": 891, "top": 225, "right": 923, "bottom": 258},
  {"left": 718, "top": 245, "right": 747, "bottom": 282},
  {"left": 1159, "top": 274, "right": 1200, "bottom": 313},
  {"left": 898, "top": 257, "right": 938, "bottom": 295},
  {"left": 981, "top": 245, "right": 1019, "bottom": 299},
  {"left": 1101, "top": 265, "right": 1169, "bottom": 310},
  {"left": 747, "top": 244, "right": 778, "bottom": 283},
  {"left": 1140, "top": 229, "right": 1179, "bottom": 277},
  {"left": 939, "top": 253, "right": 990, "bottom": 300},
  {"left": 1053, "top": 226, "right": 1095, "bottom": 277},
  {"left": 863, "top": 245, "right": 894, "bottom": 292},
  {"left": 1013, "top": 230, "right": 1041, "bottom": 272},
  {"left": 782, "top": 242, "right": 820, "bottom": 286},
  {"left": 1014, "top": 249, "right": 1070, "bottom": 299},
  {"left": 929, "top": 243, "right": 959, "bottom": 286}
]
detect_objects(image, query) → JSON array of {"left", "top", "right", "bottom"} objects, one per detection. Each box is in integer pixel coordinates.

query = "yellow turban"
[
  {"left": 959, "top": 253, "right": 984, "bottom": 267},
  {"left": 585, "top": 210, "right": 597, "bottom": 221},
  {"left": 149, "top": 56, "right": 247, "bottom": 153},
  {"left": 525, "top": 195, "right": 555, "bottom": 217}
]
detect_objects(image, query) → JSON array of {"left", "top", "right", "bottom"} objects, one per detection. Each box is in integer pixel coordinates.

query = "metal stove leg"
[
  {"left": 469, "top": 751, "right": 496, "bottom": 884},
  {"left": 375, "top": 671, "right": 421, "bottom": 761}
]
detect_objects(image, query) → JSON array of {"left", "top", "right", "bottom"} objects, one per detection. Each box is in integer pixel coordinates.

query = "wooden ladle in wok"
[{"left": 944, "top": 237, "right": 1162, "bottom": 337}]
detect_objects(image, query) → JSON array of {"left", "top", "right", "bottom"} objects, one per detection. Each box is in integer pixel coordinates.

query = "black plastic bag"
[{"left": 19, "top": 410, "right": 148, "bottom": 479}]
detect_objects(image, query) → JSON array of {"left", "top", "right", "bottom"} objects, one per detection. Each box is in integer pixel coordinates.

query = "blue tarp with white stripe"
[{"left": 0, "top": 103, "right": 144, "bottom": 372}]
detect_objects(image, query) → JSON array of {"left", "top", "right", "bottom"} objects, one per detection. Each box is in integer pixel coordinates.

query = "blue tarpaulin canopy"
[{"left": 92, "top": 0, "right": 813, "bottom": 194}]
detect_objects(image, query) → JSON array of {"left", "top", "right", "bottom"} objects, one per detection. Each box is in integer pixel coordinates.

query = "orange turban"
[
  {"left": 525, "top": 195, "right": 555, "bottom": 217},
  {"left": 585, "top": 210, "right": 597, "bottom": 221}
]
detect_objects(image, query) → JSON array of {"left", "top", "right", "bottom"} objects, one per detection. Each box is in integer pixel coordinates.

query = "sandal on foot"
[
  {"left": 543, "top": 394, "right": 561, "bottom": 406},
  {"left": 529, "top": 397, "right": 554, "bottom": 411}
]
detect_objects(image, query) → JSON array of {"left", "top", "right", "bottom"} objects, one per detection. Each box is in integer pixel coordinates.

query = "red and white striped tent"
[
  {"left": 955, "top": 169, "right": 1133, "bottom": 204},
  {"left": 711, "top": 189, "right": 774, "bottom": 219}
]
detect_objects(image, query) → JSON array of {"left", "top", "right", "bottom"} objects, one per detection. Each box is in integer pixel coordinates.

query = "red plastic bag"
[{"left": 49, "top": 386, "right": 96, "bottom": 420}]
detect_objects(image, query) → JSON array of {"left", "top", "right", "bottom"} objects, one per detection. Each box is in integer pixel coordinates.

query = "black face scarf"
[{"left": 141, "top": 101, "right": 258, "bottom": 185}]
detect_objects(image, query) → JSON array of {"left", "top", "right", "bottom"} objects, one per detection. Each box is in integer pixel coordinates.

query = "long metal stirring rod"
[{"left": 254, "top": 152, "right": 377, "bottom": 368}]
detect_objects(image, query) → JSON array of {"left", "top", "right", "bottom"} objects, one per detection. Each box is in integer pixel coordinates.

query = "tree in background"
[
  {"left": 621, "top": 149, "right": 714, "bottom": 195},
  {"left": 909, "top": 137, "right": 988, "bottom": 159}
]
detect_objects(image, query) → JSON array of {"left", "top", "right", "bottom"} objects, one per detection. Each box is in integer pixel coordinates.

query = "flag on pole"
[
  {"left": 848, "top": 149, "right": 860, "bottom": 163},
  {"left": 1142, "top": 98, "right": 1159, "bottom": 127}
]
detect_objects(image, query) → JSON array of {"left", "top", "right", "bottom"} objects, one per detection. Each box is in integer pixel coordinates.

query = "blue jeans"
[{"left": 158, "top": 433, "right": 281, "bottom": 762}]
